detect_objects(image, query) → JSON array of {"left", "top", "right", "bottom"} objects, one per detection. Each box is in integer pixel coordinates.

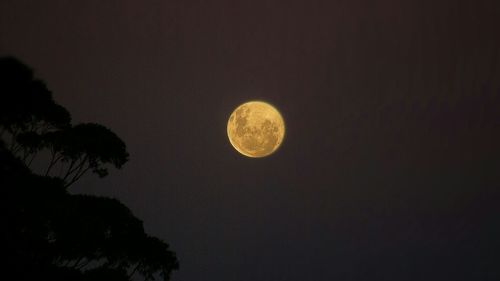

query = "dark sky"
[{"left": 1, "top": 1, "right": 500, "bottom": 280}]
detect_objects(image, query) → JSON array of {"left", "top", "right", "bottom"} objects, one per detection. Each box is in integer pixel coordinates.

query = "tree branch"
[
  {"left": 128, "top": 262, "right": 142, "bottom": 279},
  {"left": 77, "top": 258, "right": 92, "bottom": 270},
  {"left": 27, "top": 152, "right": 38, "bottom": 167},
  {"left": 71, "top": 256, "right": 85, "bottom": 268},
  {"left": 62, "top": 157, "right": 79, "bottom": 181},
  {"left": 8, "top": 127, "right": 20, "bottom": 151},
  {"left": 64, "top": 165, "right": 92, "bottom": 188},
  {"left": 45, "top": 151, "right": 64, "bottom": 176}
]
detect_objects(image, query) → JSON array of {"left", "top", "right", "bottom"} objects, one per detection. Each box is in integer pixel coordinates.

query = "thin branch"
[
  {"left": 8, "top": 127, "right": 20, "bottom": 151},
  {"left": 74, "top": 157, "right": 89, "bottom": 176},
  {"left": 58, "top": 157, "right": 66, "bottom": 178},
  {"left": 45, "top": 151, "right": 64, "bottom": 176},
  {"left": 71, "top": 256, "right": 85, "bottom": 269},
  {"left": 62, "top": 158, "right": 79, "bottom": 181},
  {"left": 27, "top": 152, "right": 37, "bottom": 167},
  {"left": 77, "top": 258, "right": 93, "bottom": 270},
  {"left": 45, "top": 150, "right": 56, "bottom": 176},
  {"left": 65, "top": 165, "right": 92, "bottom": 188},
  {"left": 63, "top": 155, "right": 89, "bottom": 181},
  {"left": 128, "top": 262, "right": 142, "bottom": 279},
  {"left": 11, "top": 143, "right": 23, "bottom": 155},
  {"left": 21, "top": 148, "right": 30, "bottom": 162}
]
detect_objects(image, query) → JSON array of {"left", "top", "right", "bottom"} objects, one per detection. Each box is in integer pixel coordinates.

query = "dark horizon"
[{"left": 1, "top": 1, "right": 500, "bottom": 280}]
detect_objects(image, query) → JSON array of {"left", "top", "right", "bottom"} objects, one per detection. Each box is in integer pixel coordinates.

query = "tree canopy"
[{"left": 0, "top": 56, "right": 178, "bottom": 281}]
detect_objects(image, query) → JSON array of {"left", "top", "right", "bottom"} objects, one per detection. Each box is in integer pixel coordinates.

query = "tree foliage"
[
  {"left": 0, "top": 57, "right": 71, "bottom": 134},
  {"left": 43, "top": 123, "right": 129, "bottom": 186},
  {"left": 0, "top": 57, "right": 178, "bottom": 281}
]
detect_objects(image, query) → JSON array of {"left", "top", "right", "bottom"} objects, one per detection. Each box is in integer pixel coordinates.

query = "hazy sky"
[{"left": 1, "top": 1, "right": 499, "bottom": 280}]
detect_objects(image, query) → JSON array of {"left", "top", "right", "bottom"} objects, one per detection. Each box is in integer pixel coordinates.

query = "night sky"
[{"left": 1, "top": 1, "right": 500, "bottom": 280}]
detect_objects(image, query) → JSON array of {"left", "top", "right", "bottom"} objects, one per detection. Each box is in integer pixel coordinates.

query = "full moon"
[{"left": 227, "top": 101, "right": 285, "bottom": 158}]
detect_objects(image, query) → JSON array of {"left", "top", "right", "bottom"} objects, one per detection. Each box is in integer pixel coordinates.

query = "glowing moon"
[{"left": 227, "top": 101, "right": 285, "bottom": 158}]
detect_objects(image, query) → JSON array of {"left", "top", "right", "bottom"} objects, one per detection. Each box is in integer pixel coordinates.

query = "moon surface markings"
[{"left": 227, "top": 101, "right": 285, "bottom": 158}]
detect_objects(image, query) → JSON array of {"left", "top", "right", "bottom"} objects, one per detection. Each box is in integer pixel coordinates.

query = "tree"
[
  {"left": 43, "top": 123, "right": 129, "bottom": 187},
  {"left": 0, "top": 56, "right": 71, "bottom": 170},
  {"left": 0, "top": 57, "right": 178, "bottom": 281}
]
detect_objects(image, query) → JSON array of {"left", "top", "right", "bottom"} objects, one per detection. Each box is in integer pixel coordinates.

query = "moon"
[{"left": 227, "top": 101, "right": 285, "bottom": 158}]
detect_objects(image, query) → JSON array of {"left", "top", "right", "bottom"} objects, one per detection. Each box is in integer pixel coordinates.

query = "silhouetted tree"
[
  {"left": 0, "top": 57, "right": 71, "bottom": 161},
  {"left": 0, "top": 57, "right": 178, "bottom": 281},
  {"left": 42, "top": 123, "right": 129, "bottom": 187}
]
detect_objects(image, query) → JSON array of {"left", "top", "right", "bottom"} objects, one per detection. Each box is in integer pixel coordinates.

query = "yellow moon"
[{"left": 227, "top": 101, "right": 285, "bottom": 158}]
